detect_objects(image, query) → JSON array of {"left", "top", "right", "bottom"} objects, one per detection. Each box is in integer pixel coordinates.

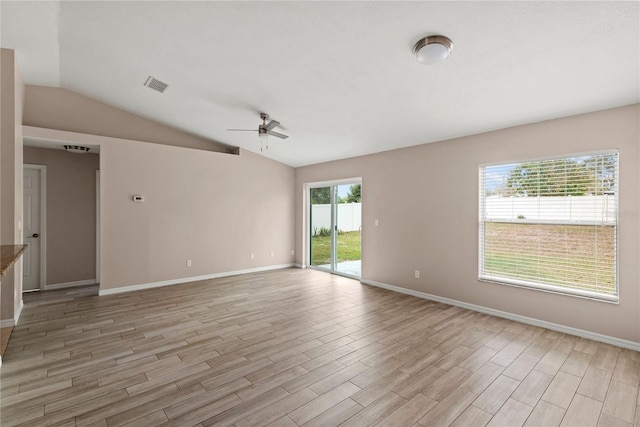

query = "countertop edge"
[{"left": 0, "top": 245, "right": 28, "bottom": 279}]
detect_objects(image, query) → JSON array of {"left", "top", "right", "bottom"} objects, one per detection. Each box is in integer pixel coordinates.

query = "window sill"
[{"left": 478, "top": 275, "right": 619, "bottom": 304}]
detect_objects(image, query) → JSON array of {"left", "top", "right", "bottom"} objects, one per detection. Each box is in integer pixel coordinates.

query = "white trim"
[
  {"left": 360, "top": 279, "right": 640, "bottom": 352},
  {"left": 293, "top": 263, "right": 304, "bottom": 268},
  {"left": 478, "top": 276, "right": 619, "bottom": 304},
  {"left": 24, "top": 164, "right": 47, "bottom": 291},
  {"left": 14, "top": 299, "right": 23, "bottom": 325},
  {"left": 302, "top": 183, "right": 309, "bottom": 271},
  {"left": 41, "top": 168, "right": 47, "bottom": 291},
  {"left": 306, "top": 177, "right": 363, "bottom": 189},
  {"left": 96, "top": 170, "right": 100, "bottom": 287},
  {"left": 45, "top": 279, "right": 97, "bottom": 290},
  {"left": 98, "top": 264, "right": 295, "bottom": 296}
]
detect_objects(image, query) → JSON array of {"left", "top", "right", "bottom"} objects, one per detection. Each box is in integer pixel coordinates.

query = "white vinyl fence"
[
  {"left": 311, "top": 203, "right": 362, "bottom": 232},
  {"left": 311, "top": 197, "right": 614, "bottom": 232},
  {"left": 484, "top": 195, "right": 616, "bottom": 224}
]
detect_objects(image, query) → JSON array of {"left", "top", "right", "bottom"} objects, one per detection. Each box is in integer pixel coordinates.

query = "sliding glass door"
[
  {"left": 308, "top": 181, "right": 361, "bottom": 278},
  {"left": 335, "top": 184, "right": 361, "bottom": 276},
  {"left": 309, "top": 187, "right": 332, "bottom": 269}
]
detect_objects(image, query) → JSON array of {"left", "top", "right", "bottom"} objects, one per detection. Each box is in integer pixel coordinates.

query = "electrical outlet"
[
  {"left": 186, "top": 259, "right": 192, "bottom": 267},
  {"left": 291, "top": 249, "right": 295, "bottom": 256},
  {"left": 414, "top": 270, "right": 420, "bottom": 279},
  {"left": 250, "top": 253, "right": 255, "bottom": 260},
  {"left": 375, "top": 219, "right": 379, "bottom": 227},
  {"left": 270, "top": 251, "right": 274, "bottom": 257}
]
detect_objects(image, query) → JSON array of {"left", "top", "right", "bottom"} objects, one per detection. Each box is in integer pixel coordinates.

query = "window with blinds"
[{"left": 478, "top": 152, "right": 618, "bottom": 302}]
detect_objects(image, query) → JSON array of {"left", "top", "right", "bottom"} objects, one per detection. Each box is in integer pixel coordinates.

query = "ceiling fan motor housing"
[{"left": 227, "top": 112, "right": 288, "bottom": 141}]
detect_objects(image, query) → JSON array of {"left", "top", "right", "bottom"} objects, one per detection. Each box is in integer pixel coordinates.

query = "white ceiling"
[{"left": 2, "top": 1, "right": 638, "bottom": 167}]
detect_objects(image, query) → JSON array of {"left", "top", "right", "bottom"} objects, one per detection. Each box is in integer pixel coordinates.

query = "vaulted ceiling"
[{"left": 2, "top": 1, "right": 638, "bottom": 167}]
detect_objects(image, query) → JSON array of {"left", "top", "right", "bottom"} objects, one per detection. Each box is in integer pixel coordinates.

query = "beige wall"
[
  {"left": 22, "top": 84, "right": 296, "bottom": 293},
  {"left": 24, "top": 86, "right": 235, "bottom": 154},
  {"left": 99, "top": 139, "right": 295, "bottom": 290},
  {"left": 295, "top": 104, "right": 640, "bottom": 343},
  {"left": 0, "top": 48, "right": 24, "bottom": 323},
  {"left": 23, "top": 147, "right": 99, "bottom": 286}
]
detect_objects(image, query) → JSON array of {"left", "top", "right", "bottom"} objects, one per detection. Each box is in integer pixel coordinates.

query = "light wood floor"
[{"left": 1, "top": 268, "right": 639, "bottom": 427}]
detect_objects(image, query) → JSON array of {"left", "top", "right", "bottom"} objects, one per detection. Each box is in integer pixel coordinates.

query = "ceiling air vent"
[{"left": 143, "top": 76, "right": 169, "bottom": 93}]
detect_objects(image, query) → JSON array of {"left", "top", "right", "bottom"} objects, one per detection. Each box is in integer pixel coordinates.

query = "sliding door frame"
[{"left": 303, "top": 177, "right": 362, "bottom": 279}]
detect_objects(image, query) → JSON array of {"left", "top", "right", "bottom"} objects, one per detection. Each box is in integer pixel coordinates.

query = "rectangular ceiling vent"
[{"left": 143, "top": 76, "right": 169, "bottom": 93}]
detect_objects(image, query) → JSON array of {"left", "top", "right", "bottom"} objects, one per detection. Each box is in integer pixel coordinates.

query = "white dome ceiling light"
[{"left": 413, "top": 35, "right": 454, "bottom": 65}]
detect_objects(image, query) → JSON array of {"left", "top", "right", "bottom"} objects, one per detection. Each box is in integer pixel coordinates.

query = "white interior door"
[{"left": 23, "top": 166, "right": 43, "bottom": 291}]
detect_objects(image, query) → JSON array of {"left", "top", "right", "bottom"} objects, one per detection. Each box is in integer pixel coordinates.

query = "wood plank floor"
[{"left": 1, "top": 268, "right": 638, "bottom": 427}]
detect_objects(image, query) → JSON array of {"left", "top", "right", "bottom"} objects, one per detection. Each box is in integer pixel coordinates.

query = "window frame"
[{"left": 478, "top": 150, "right": 620, "bottom": 303}]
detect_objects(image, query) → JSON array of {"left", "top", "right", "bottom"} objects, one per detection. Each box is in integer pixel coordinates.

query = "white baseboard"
[
  {"left": 45, "top": 279, "right": 97, "bottom": 290},
  {"left": 98, "top": 264, "right": 296, "bottom": 296},
  {"left": 1, "top": 299, "right": 24, "bottom": 328},
  {"left": 293, "top": 263, "right": 304, "bottom": 268},
  {"left": 361, "top": 279, "right": 640, "bottom": 352}
]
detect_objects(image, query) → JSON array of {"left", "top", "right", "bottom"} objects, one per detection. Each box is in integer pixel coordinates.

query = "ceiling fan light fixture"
[
  {"left": 413, "top": 35, "right": 453, "bottom": 65},
  {"left": 227, "top": 112, "right": 289, "bottom": 151},
  {"left": 258, "top": 127, "right": 269, "bottom": 151}
]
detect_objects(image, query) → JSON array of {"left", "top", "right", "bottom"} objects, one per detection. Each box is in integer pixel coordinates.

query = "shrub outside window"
[{"left": 478, "top": 151, "right": 618, "bottom": 302}]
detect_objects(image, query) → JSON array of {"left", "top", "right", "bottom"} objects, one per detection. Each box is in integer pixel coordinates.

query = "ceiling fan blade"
[
  {"left": 227, "top": 129, "right": 257, "bottom": 132},
  {"left": 268, "top": 130, "right": 289, "bottom": 139},
  {"left": 264, "top": 120, "right": 280, "bottom": 131}
]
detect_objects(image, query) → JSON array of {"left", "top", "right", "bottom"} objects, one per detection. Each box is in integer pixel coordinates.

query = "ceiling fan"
[{"left": 227, "top": 113, "right": 289, "bottom": 151}]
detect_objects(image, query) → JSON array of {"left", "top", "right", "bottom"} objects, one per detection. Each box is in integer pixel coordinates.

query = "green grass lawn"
[
  {"left": 311, "top": 231, "right": 361, "bottom": 266},
  {"left": 483, "top": 222, "right": 615, "bottom": 294}
]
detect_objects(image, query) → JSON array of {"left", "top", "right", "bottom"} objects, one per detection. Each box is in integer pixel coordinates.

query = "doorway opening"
[
  {"left": 22, "top": 146, "right": 100, "bottom": 292},
  {"left": 308, "top": 179, "right": 362, "bottom": 279}
]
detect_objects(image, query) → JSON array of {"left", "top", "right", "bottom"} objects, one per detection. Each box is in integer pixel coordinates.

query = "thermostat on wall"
[{"left": 132, "top": 195, "right": 145, "bottom": 202}]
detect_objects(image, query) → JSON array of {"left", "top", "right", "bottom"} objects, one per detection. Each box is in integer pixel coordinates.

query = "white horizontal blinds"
[{"left": 479, "top": 153, "right": 618, "bottom": 300}]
